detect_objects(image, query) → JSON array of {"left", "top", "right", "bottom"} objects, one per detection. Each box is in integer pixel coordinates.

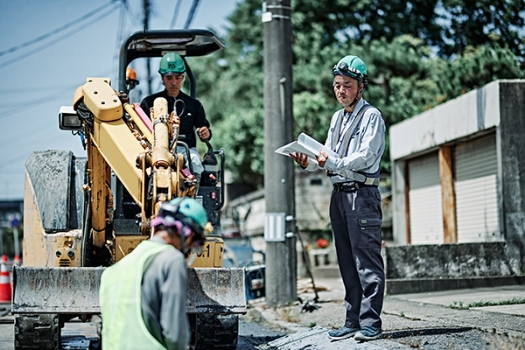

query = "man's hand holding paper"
[
  {"left": 289, "top": 152, "right": 310, "bottom": 168},
  {"left": 275, "top": 133, "right": 338, "bottom": 167}
]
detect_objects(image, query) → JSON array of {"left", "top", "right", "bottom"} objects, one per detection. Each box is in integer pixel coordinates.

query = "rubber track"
[
  {"left": 14, "top": 314, "right": 60, "bottom": 350},
  {"left": 190, "top": 314, "right": 239, "bottom": 350}
]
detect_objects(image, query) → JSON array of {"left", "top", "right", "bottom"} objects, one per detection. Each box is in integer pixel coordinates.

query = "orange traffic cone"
[
  {"left": 1, "top": 255, "right": 6, "bottom": 263},
  {"left": 0, "top": 258, "right": 11, "bottom": 303},
  {"left": 14, "top": 255, "right": 21, "bottom": 266}
]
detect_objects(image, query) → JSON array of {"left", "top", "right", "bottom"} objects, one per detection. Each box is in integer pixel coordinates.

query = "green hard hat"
[
  {"left": 153, "top": 197, "right": 208, "bottom": 238},
  {"left": 332, "top": 55, "right": 368, "bottom": 85},
  {"left": 158, "top": 52, "right": 186, "bottom": 75}
]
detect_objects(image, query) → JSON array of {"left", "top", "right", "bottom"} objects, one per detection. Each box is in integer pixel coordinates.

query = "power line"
[
  {"left": 0, "top": 85, "right": 77, "bottom": 110},
  {"left": 170, "top": 0, "right": 183, "bottom": 28},
  {"left": 0, "top": 85, "right": 76, "bottom": 118},
  {"left": 0, "top": 5, "right": 118, "bottom": 70},
  {"left": 0, "top": 1, "right": 117, "bottom": 58},
  {"left": 0, "top": 130, "right": 84, "bottom": 172},
  {"left": 184, "top": 0, "right": 201, "bottom": 29},
  {"left": 0, "top": 67, "right": 113, "bottom": 117},
  {"left": 0, "top": 86, "right": 70, "bottom": 94},
  {"left": 0, "top": 101, "right": 76, "bottom": 150},
  {"left": 121, "top": 0, "right": 143, "bottom": 28}
]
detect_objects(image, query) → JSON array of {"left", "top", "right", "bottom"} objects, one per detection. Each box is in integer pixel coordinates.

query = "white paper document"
[{"left": 275, "top": 133, "right": 338, "bottom": 163}]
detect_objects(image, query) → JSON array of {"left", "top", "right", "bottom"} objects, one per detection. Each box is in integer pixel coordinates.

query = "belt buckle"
[
  {"left": 345, "top": 182, "right": 357, "bottom": 192},
  {"left": 334, "top": 182, "right": 358, "bottom": 192}
]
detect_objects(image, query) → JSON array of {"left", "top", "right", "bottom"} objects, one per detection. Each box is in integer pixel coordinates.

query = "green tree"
[
  {"left": 1, "top": 227, "right": 23, "bottom": 257},
  {"left": 195, "top": 0, "right": 524, "bottom": 184},
  {"left": 439, "top": 0, "right": 525, "bottom": 58},
  {"left": 431, "top": 44, "right": 525, "bottom": 98}
]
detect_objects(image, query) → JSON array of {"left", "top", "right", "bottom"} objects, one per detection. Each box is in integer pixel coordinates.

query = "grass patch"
[{"left": 449, "top": 297, "right": 525, "bottom": 309}]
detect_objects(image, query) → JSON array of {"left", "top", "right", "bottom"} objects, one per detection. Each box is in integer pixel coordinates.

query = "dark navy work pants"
[{"left": 330, "top": 185, "right": 385, "bottom": 329}]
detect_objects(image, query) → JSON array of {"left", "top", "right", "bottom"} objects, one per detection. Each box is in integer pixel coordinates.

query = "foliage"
[
  {"left": 438, "top": 0, "right": 525, "bottom": 58},
  {"left": 292, "top": 92, "right": 335, "bottom": 143},
  {"left": 431, "top": 44, "right": 525, "bottom": 98},
  {"left": 284, "top": 0, "right": 525, "bottom": 58},
  {"left": 1, "top": 227, "right": 23, "bottom": 257},
  {"left": 192, "top": 0, "right": 524, "bottom": 184}
]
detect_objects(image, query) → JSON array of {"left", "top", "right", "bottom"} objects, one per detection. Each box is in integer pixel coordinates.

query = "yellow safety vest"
[{"left": 99, "top": 240, "right": 173, "bottom": 350}]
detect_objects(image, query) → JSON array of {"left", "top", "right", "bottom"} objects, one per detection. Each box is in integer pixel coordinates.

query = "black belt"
[
  {"left": 333, "top": 182, "right": 360, "bottom": 192},
  {"left": 333, "top": 181, "right": 377, "bottom": 192}
]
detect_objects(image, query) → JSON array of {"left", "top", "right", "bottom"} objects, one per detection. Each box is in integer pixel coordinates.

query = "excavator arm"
[
  {"left": 73, "top": 77, "right": 196, "bottom": 250},
  {"left": 14, "top": 29, "right": 246, "bottom": 350}
]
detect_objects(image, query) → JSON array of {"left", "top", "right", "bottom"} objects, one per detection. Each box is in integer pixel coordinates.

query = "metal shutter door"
[
  {"left": 408, "top": 152, "right": 443, "bottom": 244},
  {"left": 455, "top": 134, "right": 501, "bottom": 242}
]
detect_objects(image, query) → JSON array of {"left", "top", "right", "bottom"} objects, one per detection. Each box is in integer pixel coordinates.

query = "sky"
[{"left": 0, "top": 0, "right": 240, "bottom": 200}]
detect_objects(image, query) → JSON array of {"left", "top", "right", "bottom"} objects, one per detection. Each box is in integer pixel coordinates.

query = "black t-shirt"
[{"left": 140, "top": 90, "right": 210, "bottom": 148}]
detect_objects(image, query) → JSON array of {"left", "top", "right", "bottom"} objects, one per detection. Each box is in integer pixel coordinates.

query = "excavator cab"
[
  {"left": 13, "top": 30, "right": 245, "bottom": 350},
  {"left": 113, "top": 30, "right": 227, "bottom": 249},
  {"left": 118, "top": 30, "right": 224, "bottom": 95}
]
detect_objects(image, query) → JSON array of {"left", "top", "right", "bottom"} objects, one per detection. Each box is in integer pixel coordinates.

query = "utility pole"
[
  {"left": 143, "top": 0, "right": 152, "bottom": 95},
  {"left": 262, "top": 0, "right": 296, "bottom": 308}
]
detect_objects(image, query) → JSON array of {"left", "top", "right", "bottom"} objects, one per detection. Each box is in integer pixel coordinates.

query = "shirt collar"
[{"left": 347, "top": 98, "right": 366, "bottom": 118}]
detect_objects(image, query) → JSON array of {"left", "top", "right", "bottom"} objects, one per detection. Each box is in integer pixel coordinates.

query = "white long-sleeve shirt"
[{"left": 305, "top": 98, "right": 386, "bottom": 183}]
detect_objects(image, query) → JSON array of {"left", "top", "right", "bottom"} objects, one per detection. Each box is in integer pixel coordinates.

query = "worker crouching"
[{"left": 99, "top": 197, "right": 208, "bottom": 350}]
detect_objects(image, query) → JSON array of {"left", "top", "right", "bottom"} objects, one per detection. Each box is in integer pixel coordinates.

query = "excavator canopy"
[{"left": 118, "top": 29, "right": 225, "bottom": 93}]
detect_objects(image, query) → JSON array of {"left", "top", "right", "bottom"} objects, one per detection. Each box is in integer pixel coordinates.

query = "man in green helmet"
[
  {"left": 291, "top": 55, "right": 386, "bottom": 342},
  {"left": 140, "top": 52, "right": 212, "bottom": 184},
  {"left": 99, "top": 197, "right": 208, "bottom": 350}
]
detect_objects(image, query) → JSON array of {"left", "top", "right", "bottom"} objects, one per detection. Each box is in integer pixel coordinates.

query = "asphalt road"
[
  {"left": 0, "top": 306, "right": 284, "bottom": 350},
  {"left": 2, "top": 282, "right": 524, "bottom": 350},
  {"left": 1, "top": 308, "right": 523, "bottom": 350}
]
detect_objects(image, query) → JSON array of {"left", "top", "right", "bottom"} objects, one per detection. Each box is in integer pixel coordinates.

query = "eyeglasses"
[{"left": 332, "top": 61, "right": 361, "bottom": 78}]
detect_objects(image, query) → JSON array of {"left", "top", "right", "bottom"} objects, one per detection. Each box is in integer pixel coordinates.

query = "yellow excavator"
[{"left": 12, "top": 30, "right": 246, "bottom": 350}]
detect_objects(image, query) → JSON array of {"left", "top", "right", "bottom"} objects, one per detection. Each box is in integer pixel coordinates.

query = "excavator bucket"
[
  {"left": 15, "top": 30, "right": 246, "bottom": 349},
  {"left": 12, "top": 266, "right": 246, "bottom": 314},
  {"left": 12, "top": 267, "right": 103, "bottom": 314}
]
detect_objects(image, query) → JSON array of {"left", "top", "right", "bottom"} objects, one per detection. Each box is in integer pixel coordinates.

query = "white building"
[{"left": 387, "top": 80, "right": 525, "bottom": 293}]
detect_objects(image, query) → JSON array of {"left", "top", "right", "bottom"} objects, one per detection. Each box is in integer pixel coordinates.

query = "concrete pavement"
[{"left": 251, "top": 277, "right": 525, "bottom": 349}]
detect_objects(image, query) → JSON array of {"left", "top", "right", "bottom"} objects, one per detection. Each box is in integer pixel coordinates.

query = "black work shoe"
[
  {"left": 354, "top": 326, "right": 382, "bottom": 341},
  {"left": 328, "top": 326, "right": 359, "bottom": 340}
]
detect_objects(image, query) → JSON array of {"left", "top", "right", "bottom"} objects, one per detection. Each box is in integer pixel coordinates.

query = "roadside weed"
[{"left": 449, "top": 298, "right": 525, "bottom": 310}]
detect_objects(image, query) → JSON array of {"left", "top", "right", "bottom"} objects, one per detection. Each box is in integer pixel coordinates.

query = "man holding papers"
[{"left": 290, "top": 55, "right": 386, "bottom": 342}]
